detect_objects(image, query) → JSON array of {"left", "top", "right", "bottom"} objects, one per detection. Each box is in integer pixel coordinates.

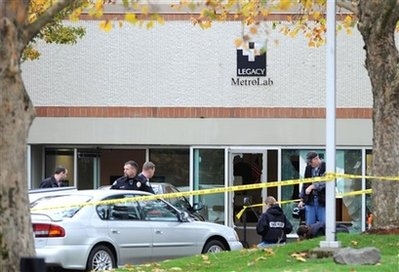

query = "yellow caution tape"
[
  {"left": 235, "top": 188, "right": 373, "bottom": 220},
  {"left": 31, "top": 172, "right": 384, "bottom": 212}
]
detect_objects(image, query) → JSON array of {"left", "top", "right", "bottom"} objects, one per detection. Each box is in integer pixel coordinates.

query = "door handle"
[
  {"left": 155, "top": 229, "right": 163, "bottom": 234},
  {"left": 111, "top": 229, "right": 120, "bottom": 234}
]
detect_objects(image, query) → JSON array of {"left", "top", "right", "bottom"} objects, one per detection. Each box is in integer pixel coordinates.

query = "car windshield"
[
  {"left": 157, "top": 184, "right": 192, "bottom": 211},
  {"left": 31, "top": 195, "right": 92, "bottom": 219}
]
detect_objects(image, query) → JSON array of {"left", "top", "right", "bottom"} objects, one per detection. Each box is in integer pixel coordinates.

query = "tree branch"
[
  {"left": 23, "top": 0, "right": 80, "bottom": 44},
  {"left": 337, "top": 0, "right": 358, "bottom": 16}
]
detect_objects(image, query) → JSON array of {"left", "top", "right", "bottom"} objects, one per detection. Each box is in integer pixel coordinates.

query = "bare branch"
[
  {"left": 337, "top": 0, "right": 358, "bottom": 16},
  {"left": 23, "top": 0, "right": 80, "bottom": 44}
]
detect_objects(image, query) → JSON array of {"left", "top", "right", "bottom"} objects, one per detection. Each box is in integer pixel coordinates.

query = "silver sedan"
[{"left": 31, "top": 189, "right": 242, "bottom": 271}]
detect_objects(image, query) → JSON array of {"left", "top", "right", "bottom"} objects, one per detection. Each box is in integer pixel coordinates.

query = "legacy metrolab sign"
[{"left": 232, "top": 41, "right": 274, "bottom": 86}]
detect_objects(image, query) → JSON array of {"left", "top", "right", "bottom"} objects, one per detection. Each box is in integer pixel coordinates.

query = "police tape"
[
  {"left": 234, "top": 188, "right": 373, "bottom": 220},
  {"left": 31, "top": 172, "right": 380, "bottom": 212}
]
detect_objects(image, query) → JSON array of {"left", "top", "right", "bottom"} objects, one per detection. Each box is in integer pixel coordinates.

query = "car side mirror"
[
  {"left": 192, "top": 202, "right": 204, "bottom": 211},
  {"left": 178, "top": 211, "right": 190, "bottom": 222}
]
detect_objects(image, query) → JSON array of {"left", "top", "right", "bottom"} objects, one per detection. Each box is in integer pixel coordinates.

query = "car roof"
[{"left": 34, "top": 189, "right": 155, "bottom": 201}]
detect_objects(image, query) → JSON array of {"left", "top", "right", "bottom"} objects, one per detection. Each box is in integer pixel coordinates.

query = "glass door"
[
  {"left": 77, "top": 149, "right": 100, "bottom": 189},
  {"left": 228, "top": 148, "right": 279, "bottom": 247}
]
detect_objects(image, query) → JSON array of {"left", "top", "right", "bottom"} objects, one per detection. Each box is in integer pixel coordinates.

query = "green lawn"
[{"left": 114, "top": 233, "right": 399, "bottom": 272}]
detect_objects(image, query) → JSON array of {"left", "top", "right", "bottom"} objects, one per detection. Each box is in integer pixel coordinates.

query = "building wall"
[
  {"left": 28, "top": 117, "right": 372, "bottom": 146},
  {"left": 22, "top": 21, "right": 371, "bottom": 108},
  {"left": 21, "top": 20, "right": 373, "bottom": 146}
]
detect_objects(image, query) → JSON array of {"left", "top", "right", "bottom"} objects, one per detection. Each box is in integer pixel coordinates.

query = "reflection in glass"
[{"left": 193, "top": 149, "right": 225, "bottom": 224}]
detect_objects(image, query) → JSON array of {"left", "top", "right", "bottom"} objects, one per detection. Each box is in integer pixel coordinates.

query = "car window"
[
  {"left": 162, "top": 185, "right": 192, "bottom": 211},
  {"left": 139, "top": 199, "right": 179, "bottom": 221},
  {"left": 31, "top": 195, "right": 92, "bottom": 218},
  {"left": 96, "top": 194, "right": 141, "bottom": 221}
]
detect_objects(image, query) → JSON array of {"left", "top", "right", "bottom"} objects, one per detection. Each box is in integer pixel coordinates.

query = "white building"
[{"left": 22, "top": 6, "right": 372, "bottom": 245}]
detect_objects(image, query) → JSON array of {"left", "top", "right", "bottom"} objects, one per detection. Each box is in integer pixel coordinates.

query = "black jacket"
[
  {"left": 256, "top": 205, "right": 293, "bottom": 243},
  {"left": 39, "top": 176, "right": 59, "bottom": 188},
  {"left": 136, "top": 174, "right": 155, "bottom": 194},
  {"left": 300, "top": 161, "right": 326, "bottom": 205},
  {"left": 110, "top": 176, "right": 154, "bottom": 193}
]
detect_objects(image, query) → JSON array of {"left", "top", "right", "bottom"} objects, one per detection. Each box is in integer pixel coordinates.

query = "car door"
[
  {"left": 105, "top": 194, "right": 154, "bottom": 265},
  {"left": 139, "top": 198, "right": 202, "bottom": 260}
]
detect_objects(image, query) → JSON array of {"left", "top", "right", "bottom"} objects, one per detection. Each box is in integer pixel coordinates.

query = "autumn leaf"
[
  {"left": 291, "top": 252, "right": 308, "bottom": 262},
  {"left": 125, "top": 13, "right": 137, "bottom": 24},
  {"left": 255, "top": 256, "right": 268, "bottom": 262},
  {"left": 249, "top": 26, "right": 258, "bottom": 34},
  {"left": 99, "top": 20, "right": 112, "bottom": 32},
  {"left": 201, "top": 254, "right": 209, "bottom": 261},
  {"left": 234, "top": 38, "right": 243, "bottom": 48},
  {"left": 279, "top": 0, "right": 293, "bottom": 10},
  {"left": 169, "top": 267, "right": 183, "bottom": 271},
  {"left": 146, "top": 21, "right": 154, "bottom": 29}
]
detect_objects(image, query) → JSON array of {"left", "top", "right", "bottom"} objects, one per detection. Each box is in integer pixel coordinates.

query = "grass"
[{"left": 114, "top": 233, "right": 399, "bottom": 272}]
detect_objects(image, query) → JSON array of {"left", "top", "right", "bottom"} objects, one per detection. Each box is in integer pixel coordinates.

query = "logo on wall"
[{"left": 232, "top": 41, "right": 273, "bottom": 86}]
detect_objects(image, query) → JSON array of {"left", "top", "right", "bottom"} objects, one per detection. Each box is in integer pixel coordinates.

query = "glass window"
[
  {"left": 45, "top": 148, "right": 74, "bottom": 186},
  {"left": 281, "top": 149, "right": 363, "bottom": 233},
  {"left": 193, "top": 149, "right": 225, "bottom": 224},
  {"left": 31, "top": 195, "right": 92, "bottom": 218},
  {"left": 149, "top": 149, "right": 189, "bottom": 188},
  {"left": 338, "top": 149, "right": 362, "bottom": 232}
]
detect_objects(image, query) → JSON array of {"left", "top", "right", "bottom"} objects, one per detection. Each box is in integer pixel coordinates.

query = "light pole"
[{"left": 321, "top": 0, "right": 341, "bottom": 248}]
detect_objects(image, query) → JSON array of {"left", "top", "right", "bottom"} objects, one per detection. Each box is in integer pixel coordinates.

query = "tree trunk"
[
  {"left": 0, "top": 18, "right": 36, "bottom": 271},
  {"left": 358, "top": 0, "right": 399, "bottom": 231}
]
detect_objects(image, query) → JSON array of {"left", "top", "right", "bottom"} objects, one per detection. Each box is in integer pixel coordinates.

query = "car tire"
[
  {"left": 202, "top": 240, "right": 227, "bottom": 254},
  {"left": 86, "top": 245, "right": 116, "bottom": 271}
]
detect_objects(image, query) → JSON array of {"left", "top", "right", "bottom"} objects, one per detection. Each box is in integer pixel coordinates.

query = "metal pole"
[
  {"left": 242, "top": 204, "right": 248, "bottom": 248},
  {"left": 320, "top": 0, "right": 341, "bottom": 248}
]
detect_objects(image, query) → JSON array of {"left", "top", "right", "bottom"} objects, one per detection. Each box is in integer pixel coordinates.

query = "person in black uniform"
[
  {"left": 136, "top": 161, "right": 156, "bottom": 194},
  {"left": 110, "top": 160, "right": 153, "bottom": 193},
  {"left": 256, "top": 196, "right": 293, "bottom": 248}
]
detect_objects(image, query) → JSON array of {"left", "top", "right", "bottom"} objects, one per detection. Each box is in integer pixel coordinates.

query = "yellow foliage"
[
  {"left": 226, "top": 0, "right": 238, "bottom": 9},
  {"left": 249, "top": 26, "right": 258, "bottom": 35},
  {"left": 99, "top": 20, "right": 112, "bottom": 32},
  {"left": 146, "top": 21, "right": 154, "bottom": 30},
  {"left": 278, "top": 0, "right": 293, "bottom": 10},
  {"left": 234, "top": 38, "right": 243, "bottom": 48},
  {"left": 156, "top": 15, "right": 165, "bottom": 25},
  {"left": 199, "top": 20, "right": 212, "bottom": 29},
  {"left": 141, "top": 5, "right": 149, "bottom": 16},
  {"left": 28, "top": 0, "right": 358, "bottom": 54},
  {"left": 302, "top": 0, "right": 313, "bottom": 10},
  {"left": 69, "top": 8, "right": 82, "bottom": 22},
  {"left": 260, "top": 8, "right": 269, "bottom": 17},
  {"left": 125, "top": 13, "right": 137, "bottom": 25},
  {"left": 343, "top": 15, "right": 353, "bottom": 27},
  {"left": 313, "top": 11, "right": 322, "bottom": 20}
]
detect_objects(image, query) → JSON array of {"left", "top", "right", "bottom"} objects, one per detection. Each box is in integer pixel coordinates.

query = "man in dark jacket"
[
  {"left": 136, "top": 161, "right": 156, "bottom": 194},
  {"left": 39, "top": 166, "right": 68, "bottom": 188},
  {"left": 296, "top": 221, "right": 325, "bottom": 240},
  {"left": 110, "top": 160, "right": 154, "bottom": 193},
  {"left": 256, "top": 196, "right": 293, "bottom": 248},
  {"left": 298, "top": 151, "right": 326, "bottom": 225},
  {"left": 297, "top": 222, "right": 349, "bottom": 240}
]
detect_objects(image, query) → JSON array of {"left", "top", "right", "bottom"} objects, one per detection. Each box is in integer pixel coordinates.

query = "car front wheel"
[
  {"left": 86, "top": 245, "right": 116, "bottom": 271},
  {"left": 202, "top": 240, "right": 227, "bottom": 254}
]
